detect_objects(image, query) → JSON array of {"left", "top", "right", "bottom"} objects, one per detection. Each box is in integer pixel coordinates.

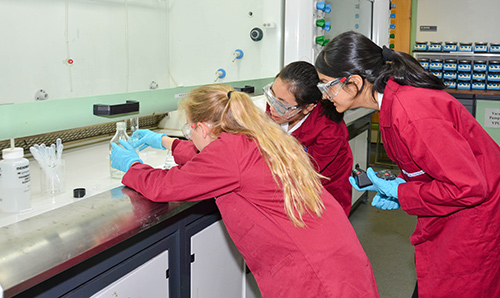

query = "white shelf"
[{"left": 414, "top": 51, "right": 500, "bottom": 61}]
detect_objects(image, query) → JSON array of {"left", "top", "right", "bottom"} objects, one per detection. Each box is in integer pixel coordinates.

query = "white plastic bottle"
[
  {"left": 110, "top": 121, "right": 131, "bottom": 179},
  {"left": 0, "top": 148, "right": 31, "bottom": 213}
]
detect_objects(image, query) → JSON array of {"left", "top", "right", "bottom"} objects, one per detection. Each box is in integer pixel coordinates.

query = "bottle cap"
[
  {"left": 2, "top": 148, "right": 24, "bottom": 159},
  {"left": 73, "top": 188, "right": 86, "bottom": 198}
]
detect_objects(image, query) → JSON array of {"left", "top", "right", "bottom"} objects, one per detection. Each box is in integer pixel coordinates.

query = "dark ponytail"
[
  {"left": 315, "top": 31, "right": 445, "bottom": 98},
  {"left": 277, "top": 61, "right": 343, "bottom": 123}
]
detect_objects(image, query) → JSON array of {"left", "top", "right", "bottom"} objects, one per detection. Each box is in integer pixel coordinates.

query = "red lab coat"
[
  {"left": 380, "top": 78, "right": 500, "bottom": 297},
  {"left": 123, "top": 133, "right": 379, "bottom": 298},
  {"left": 290, "top": 104, "right": 353, "bottom": 216}
]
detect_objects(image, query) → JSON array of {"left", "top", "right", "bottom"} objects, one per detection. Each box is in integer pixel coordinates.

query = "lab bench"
[
  {"left": 0, "top": 107, "right": 375, "bottom": 298},
  {"left": 0, "top": 139, "right": 246, "bottom": 298},
  {"left": 2, "top": 189, "right": 225, "bottom": 298}
]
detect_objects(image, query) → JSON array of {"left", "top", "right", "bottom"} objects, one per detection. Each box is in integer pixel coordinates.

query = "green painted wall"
[
  {"left": 0, "top": 78, "right": 273, "bottom": 141},
  {"left": 410, "top": 0, "right": 418, "bottom": 54},
  {"left": 476, "top": 100, "right": 500, "bottom": 145}
]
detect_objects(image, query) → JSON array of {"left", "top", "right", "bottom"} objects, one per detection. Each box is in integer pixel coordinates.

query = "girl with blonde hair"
[{"left": 110, "top": 83, "right": 379, "bottom": 297}]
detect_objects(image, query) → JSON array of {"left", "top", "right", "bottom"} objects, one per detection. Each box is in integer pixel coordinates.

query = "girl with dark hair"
[
  {"left": 110, "top": 83, "right": 380, "bottom": 297},
  {"left": 265, "top": 61, "right": 353, "bottom": 216},
  {"left": 316, "top": 30, "right": 500, "bottom": 297}
]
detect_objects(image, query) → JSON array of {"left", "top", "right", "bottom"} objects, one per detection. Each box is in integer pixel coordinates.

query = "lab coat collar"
[
  {"left": 282, "top": 104, "right": 319, "bottom": 134},
  {"left": 380, "top": 78, "right": 400, "bottom": 128}
]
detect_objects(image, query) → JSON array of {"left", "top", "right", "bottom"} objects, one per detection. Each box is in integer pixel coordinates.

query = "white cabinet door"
[
  {"left": 349, "top": 130, "right": 369, "bottom": 206},
  {"left": 245, "top": 270, "right": 263, "bottom": 298},
  {"left": 91, "top": 250, "right": 169, "bottom": 298},
  {"left": 191, "top": 220, "right": 245, "bottom": 298}
]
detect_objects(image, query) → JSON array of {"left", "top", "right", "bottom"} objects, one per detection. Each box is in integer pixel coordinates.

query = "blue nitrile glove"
[
  {"left": 371, "top": 193, "right": 400, "bottom": 210},
  {"left": 131, "top": 129, "right": 167, "bottom": 151},
  {"left": 350, "top": 173, "right": 400, "bottom": 210},
  {"left": 111, "top": 139, "right": 143, "bottom": 172},
  {"left": 366, "top": 167, "right": 406, "bottom": 198}
]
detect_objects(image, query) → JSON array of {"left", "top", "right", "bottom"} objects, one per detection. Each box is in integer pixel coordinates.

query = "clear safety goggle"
[
  {"left": 181, "top": 123, "right": 197, "bottom": 140},
  {"left": 317, "top": 76, "right": 350, "bottom": 100},
  {"left": 263, "top": 83, "right": 302, "bottom": 120}
]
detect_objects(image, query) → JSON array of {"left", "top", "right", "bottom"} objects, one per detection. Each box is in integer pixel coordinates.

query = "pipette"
[
  {"left": 30, "top": 139, "right": 65, "bottom": 193},
  {"left": 56, "top": 138, "right": 64, "bottom": 166}
]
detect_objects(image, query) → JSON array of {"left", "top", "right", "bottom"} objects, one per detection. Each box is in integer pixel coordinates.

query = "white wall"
[
  {"left": 416, "top": 0, "right": 500, "bottom": 43},
  {"left": 0, "top": 0, "right": 170, "bottom": 104},
  {"left": 167, "top": 0, "right": 283, "bottom": 88},
  {"left": 0, "top": 0, "right": 283, "bottom": 104}
]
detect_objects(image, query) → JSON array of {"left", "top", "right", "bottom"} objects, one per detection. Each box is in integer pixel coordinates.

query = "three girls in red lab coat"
[
  {"left": 316, "top": 30, "right": 500, "bottom": 298},
  {"left": 264, "top": 61, "right": 353, "bottom": 216},
  {"left": 110, "top": 83, "right": 379, "bottom": 297}
]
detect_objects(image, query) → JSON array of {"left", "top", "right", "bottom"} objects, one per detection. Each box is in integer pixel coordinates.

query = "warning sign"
[{"left": 484, "top": 108, "right": 500, "bottom": 128}]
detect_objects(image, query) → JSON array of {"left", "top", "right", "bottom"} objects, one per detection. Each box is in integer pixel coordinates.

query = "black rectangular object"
[
  {"left": 475, "top": 94, "right": 500, "bottom": 100},
  {"left": 457, "top": 99, "right": 473, "bottom": 105},
  {"left": 234, "top": 85, "right": 255, "bottom": 94},
  {"left": 352, "top": 164, "right": 373, "bottom": 188},
  {"left": 93, "top": 100, "right": 139, "bottom": 116},
  {"left": 451, "top": 93, "right": 474, "bottom": 99},
  {"left": 420, "top": 25, "right": 437, "bottom": 32}
]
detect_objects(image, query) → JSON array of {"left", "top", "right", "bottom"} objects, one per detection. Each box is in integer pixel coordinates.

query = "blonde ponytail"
[{"left": 182, "top": 84, "right": 325, "bottom": 227}]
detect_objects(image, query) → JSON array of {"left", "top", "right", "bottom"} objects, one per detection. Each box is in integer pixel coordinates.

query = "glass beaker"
[{"left": 40, "top": 160, "right": 65, "bottom": 197}]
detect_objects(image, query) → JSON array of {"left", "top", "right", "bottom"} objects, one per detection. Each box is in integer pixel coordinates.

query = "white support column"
[
  {"left": 283, "top": 0, "right": 315, "bottom": 64},
  {"left": 372, "top": 0, "right": 391, "bottom": 46}
]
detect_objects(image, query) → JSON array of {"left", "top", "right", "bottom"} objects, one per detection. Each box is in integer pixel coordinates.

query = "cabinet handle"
[{"left": 191, "top": 253, "right": 195, "bottom": 263}]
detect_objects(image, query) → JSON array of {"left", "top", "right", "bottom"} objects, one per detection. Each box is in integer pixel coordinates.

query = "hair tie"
[
  {"left": 382, "top": 45, "right": 394, "bottom": 62},
  {"left": 227, "top": 90, "right": 234, "bottom": 99}
]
